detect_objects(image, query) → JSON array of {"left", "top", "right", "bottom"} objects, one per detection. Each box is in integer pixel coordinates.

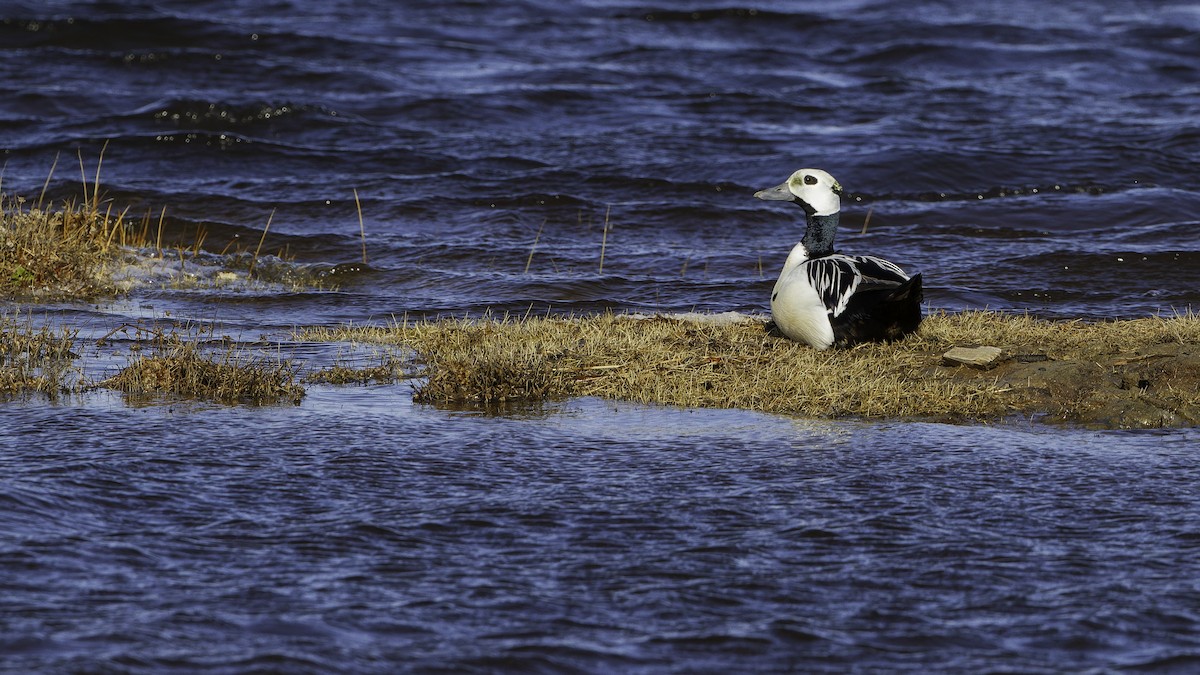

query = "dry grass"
[
  {"left": 100, "top": 326, "right": 304, "bottom": 405},
  {"left": 0, "top": 147, "right": 150, "bottom": 297},
  {"left": 296, "top": 310, "right": 1200, "bottom": 425},
  {"left": 399, "top": 312, "right": 1002, "bottom": 417},
  {"left": 5, "top": 307, "right": 1197, "bottom": 424},
  {"left": 909, "top": 310, "right": 1200, "bottom": 357},
  {"left": 2, "top": 188, "right": 335, "bottom": 298},
  {"left": 2, "top": 313, "right": 307, "bottom": 404},
  {"left": 0, "top": 313, "right": 81, "bottom": 398},
  {"left": 0, "top": 196, "right": 138, "bottom": 298}
]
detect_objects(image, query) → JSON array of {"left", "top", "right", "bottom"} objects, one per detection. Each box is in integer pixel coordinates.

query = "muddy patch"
[{"left": 943, "top": 344, "right": 1200, "bottom": 429}]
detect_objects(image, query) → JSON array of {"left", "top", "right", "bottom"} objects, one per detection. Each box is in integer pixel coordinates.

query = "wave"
[
  {"left": 615, "top": 6, "right": 828, "bottom": 27},
  {"left": 0, "top": 11, "right": 234, "bottom": 51}
]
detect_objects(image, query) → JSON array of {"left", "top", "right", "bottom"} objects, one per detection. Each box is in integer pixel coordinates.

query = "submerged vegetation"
[
  {"left": 0, "top": 315, "right": 306, "bottom": 405},
  {"left": 0, "top": 313, "right": 81, "bottom": 398},
  {"left": 302, "top": 353, "right": 410, "bottom": 385}
]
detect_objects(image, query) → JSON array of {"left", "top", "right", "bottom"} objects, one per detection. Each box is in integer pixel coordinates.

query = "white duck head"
[{"left": 753, "top": 168, "right": 843, "bottom": 217}]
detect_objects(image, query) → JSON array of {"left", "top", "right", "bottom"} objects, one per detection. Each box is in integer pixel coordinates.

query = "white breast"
[{"left": 771, "top": 262, "right": 835, "bottom": 350}]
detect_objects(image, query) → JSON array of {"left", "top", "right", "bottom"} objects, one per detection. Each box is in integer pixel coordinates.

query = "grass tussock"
[
  {"left": 0, "top": 196, "right": 139, "bottom": 298},
  {"left": 101, "top": 329, "right": 304, "bottom": 405},
  {"left": 299, "top": 310, "right": 1200, "bottom": 426},
  {"left": 2, "top": 190, "right": 338, "bottom": 299},
  {"left": 0, "top": 313, "right": 81, "bottom": 398}
]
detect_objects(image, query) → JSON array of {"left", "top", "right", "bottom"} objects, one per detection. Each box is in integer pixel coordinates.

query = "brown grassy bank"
[
  {"left": 299, "top": 311, "right": 1200, "bottom": 428},
  {"left": 4, "top": 309, "right": 1197, "bottom": 426}
]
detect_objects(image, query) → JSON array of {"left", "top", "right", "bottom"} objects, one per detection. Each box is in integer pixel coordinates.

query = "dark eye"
[{"left": 803, "top": 175, "right": 818, "bottom": 185}]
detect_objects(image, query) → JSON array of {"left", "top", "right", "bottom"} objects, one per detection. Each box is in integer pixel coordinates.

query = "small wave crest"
[
  {"left": 848, "top": 181, "right": 1120, "bottom": 205},
  {"left": 141, "top": 99, "right": 342, "bottom": 131}
]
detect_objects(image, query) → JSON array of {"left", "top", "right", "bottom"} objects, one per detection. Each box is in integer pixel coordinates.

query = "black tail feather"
[{"left": 831, "top": 273, "right": 924, "bottom": 347}]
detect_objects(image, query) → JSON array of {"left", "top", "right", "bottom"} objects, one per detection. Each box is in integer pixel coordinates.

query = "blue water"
[
  {"left": 3, "top": 0, "right": 1200, "bottom": 671},
  {"left": 5, "top": 393, "right": 1200, "bottom": 673}
]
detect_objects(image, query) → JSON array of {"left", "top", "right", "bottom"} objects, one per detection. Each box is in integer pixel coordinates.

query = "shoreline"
[
  {"left": 4, "top": 199, "right": 1198, "bottom": 429},
  {"left": 390, "top": 312, "right": 1200, "bottom": 430},
  {"left": 3, "top": 309, "right": 1199, "bottom": 430}
]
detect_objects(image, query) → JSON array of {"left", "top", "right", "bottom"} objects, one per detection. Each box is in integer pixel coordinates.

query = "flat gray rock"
[{"left": 943, "top": 346, "right": 1004, "bottom": 370}]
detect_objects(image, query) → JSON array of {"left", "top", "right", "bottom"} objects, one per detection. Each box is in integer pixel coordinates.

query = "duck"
[{"left": 755, "top": 168, "right": 923, "bottom": 350}]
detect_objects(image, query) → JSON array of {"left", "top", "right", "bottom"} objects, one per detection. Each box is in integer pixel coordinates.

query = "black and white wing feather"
[{"left": 804, "top": 254, "right": 912, "bottom": 318}]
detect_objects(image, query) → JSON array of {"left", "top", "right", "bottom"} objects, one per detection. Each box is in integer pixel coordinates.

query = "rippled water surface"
[
  {"left": 3, "top": 0, "right": 1200, "bottom": 671},
  {"left": 6, "top": 394, "right": 1200, "bottom": 672}
]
